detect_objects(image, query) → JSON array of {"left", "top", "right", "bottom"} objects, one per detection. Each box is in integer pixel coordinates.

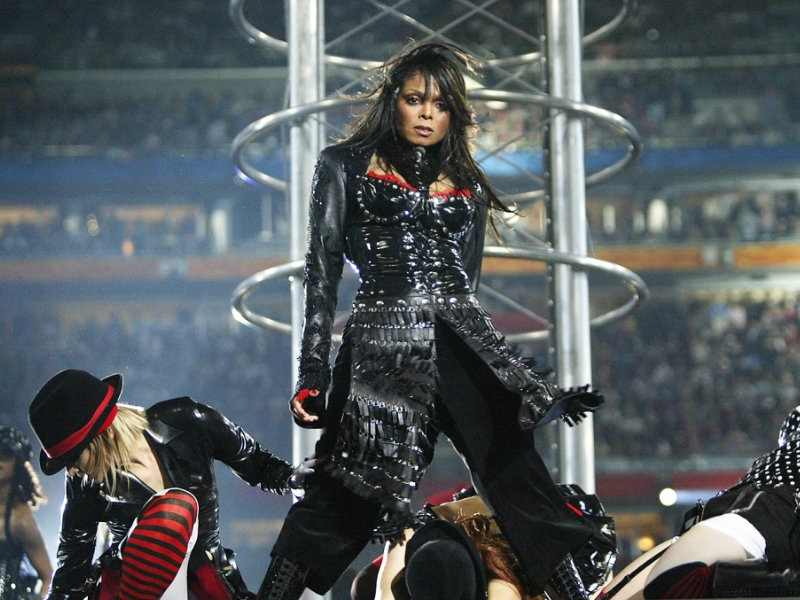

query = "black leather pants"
[{"left": 434, "top": 322, "right": 592, "bottom": 593}]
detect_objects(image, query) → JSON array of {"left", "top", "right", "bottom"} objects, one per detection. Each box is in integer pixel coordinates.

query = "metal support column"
[
  {"left": 545, "top": 0, "right": 596, "bottom": 491},
  {"left": 286, "top": 8, "right": 329, "bottom": 600}
]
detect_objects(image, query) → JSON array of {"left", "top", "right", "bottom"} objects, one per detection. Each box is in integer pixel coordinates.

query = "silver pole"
[
  {"left": 545, "top": 0, "right": 596, "bottom": 492},
  {"left": 287, "top": 4, "right": 327, "bottom": 597}
]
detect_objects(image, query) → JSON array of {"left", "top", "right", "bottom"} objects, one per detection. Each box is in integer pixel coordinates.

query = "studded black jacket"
[{"left": 47, "top": 398, "right": 293, "bottom": 600}]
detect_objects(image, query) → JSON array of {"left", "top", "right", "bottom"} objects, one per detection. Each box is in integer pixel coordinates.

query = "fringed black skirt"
[{"left": 316, "top": 293, "right": 551, "bottom": 522}]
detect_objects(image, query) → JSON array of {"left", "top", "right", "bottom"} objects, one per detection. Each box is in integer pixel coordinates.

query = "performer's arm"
[
  {"left": 191, "top": 399, "right": 295, "bottom": 495},
  {"left": 10, "top": 501, "right": 53, "bottom": 598},
  {"left": 47, "top": 476, "right": 102, "bottom": 600},
  {"left": 292, "top": 148, "right": 349, "bottom": 426}
]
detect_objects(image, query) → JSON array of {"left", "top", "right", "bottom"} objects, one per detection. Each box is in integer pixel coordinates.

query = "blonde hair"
[{"left": 82, "top": 403, "right": 148, "bottom": 494}]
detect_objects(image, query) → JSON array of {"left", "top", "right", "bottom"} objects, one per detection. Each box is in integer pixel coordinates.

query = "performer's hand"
[
  {"left": 291, "top": 388, "right": 324, "bottom": 427},
  {"left": 288, "top": 458, "right": 318, "bottom": 499}
]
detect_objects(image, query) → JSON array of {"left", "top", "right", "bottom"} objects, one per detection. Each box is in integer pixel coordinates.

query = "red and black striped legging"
[{"left": 118, "top": 488, "right": 199, "bottom": 600}]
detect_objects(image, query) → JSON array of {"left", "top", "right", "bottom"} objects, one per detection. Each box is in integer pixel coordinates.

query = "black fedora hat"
[
  {"left": 404, "top": 519, "right": 488, "bottom": 600},
  {"left": 28, "top": 369, "right": 122, "bottom": 475}
]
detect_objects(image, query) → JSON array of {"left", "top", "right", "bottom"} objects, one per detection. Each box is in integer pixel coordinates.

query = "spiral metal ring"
[
  {"left": 231, "top": 245, "right": 649, "bottom": 343},
  {"left": 229, "top": 0, "right": 648, "bottom": 343},
  {"left": 231, "top": 90, "right": 642, "bottom": 202},
  {"left": 228, "top": 0, "right": 636, "bottom": 70}
]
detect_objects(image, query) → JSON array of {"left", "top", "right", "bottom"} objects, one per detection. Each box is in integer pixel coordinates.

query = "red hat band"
[
  {"left": 29, "top": 369, "right": 124, "bottom": 475},
  {"left": 43, "top": 384, "right": 118, "bottom": 460}
]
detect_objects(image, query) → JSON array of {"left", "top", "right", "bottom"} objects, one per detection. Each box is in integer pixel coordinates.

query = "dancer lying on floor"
[
  {"left": 599, "top": 404, "right": 800, "bottom": 600},
  {"left": 351, "top": 486, "right": 616, "bottom": 600}
]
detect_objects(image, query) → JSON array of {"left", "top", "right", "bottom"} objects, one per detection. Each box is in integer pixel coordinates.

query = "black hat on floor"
[
  {"left": 404, "top": 519, "right": 488, "bottom": 600},
  {"left": 29, "top": 369, "right": 122, "bottom": 475}
]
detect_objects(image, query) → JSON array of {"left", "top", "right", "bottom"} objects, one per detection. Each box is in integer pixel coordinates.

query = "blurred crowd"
[
  {"left": 4, "top": 1, "right": 799, "bottom": 69},
  {"left": 584, "top": 66, "right": 800, "bottom": 150},
  {"left": 3, "top": 1, "right": 800, "bottom": 160},
  {"left": 0, "top": 306, "right": 294, "bottom": 459},
  {"left": 1, "top": 292, "right": 797, "bottom": 465},
  {"left": 588, "top": 189, "right": 800, "bottom": 245},
  {"left": 0, "top": 208, "right": 211, "bottom": 258},
  {"left": 2, "top": 186, "right": 799, "bottom": 259},
  {"left": 592, "top": 293, "right": 800, "bottom": 460},
  {"left": 2, "top": 64, "right": 799, "bottom": 159},
  {"left": 0, "top": 87, "right": 281, "bottom": 160},
  {"left": 666, "top": 190, "right": 800, "bottom": 242},
  {"left": 1, "top": 0, "right": 282, "bottom": 69}
]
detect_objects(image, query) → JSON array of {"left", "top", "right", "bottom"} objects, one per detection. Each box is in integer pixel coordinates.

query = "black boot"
[
  {"left": 256, "top": 555, "right": 309, "bottom": 600},
  {"left": 711, "top": 560, "right": 800, "bottom": 597},
  {"left": 548, "top": 553, "right": 590, "bottom": 600},
  {"left": 518, "top": 384, "right": 604, "bottom": 430}
]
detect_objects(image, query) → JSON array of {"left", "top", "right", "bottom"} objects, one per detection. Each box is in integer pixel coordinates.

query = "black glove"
[{"left": 284, "top": 458, "right": 318, "bottom": 500}]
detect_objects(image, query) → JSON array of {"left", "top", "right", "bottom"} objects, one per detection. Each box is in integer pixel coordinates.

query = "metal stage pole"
[
  {"left": 287, "top": 2, "right": 327, "bottom": 598},
  {"left": 545, "top": 0, "right": 597, "bottom": 492}
]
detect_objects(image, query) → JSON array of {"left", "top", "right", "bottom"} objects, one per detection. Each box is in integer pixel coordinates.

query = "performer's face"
[
  {"left": 67, "top": 447, "right": 92, "bottom": 477},
  {"left": 395, "top": 72, "right": 450, "bottom": 147}
]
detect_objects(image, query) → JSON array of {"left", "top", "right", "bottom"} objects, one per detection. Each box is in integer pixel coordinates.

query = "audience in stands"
[
  {"left": 0, "top": 307, "right": 293, "bottom": 458},
  {"left": 1, "top": 187, "right": 798, "bottom": 258},
  {"left": 3, "top": 1, "right": 799, "bottom": 70},
  {"left": 2, "top": 65, "right": 798, "bottom": 159},
  {"left": 592, "top": 294, "right": 800, "bottom": 459},
  {"left": 1, "top": 293, "right": 798, "bottom": 464}
]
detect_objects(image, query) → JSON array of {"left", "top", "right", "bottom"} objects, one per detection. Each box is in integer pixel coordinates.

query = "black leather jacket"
[
  {"left": 296, "top": 143, "right": 489, "bottom": 395},
  {"left": 48, "top": 398, "right": 293, "bottom": 600}
]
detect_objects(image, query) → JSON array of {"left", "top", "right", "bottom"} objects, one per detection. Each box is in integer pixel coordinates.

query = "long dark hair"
[
  {"left": 341, "top": 40, "right": 513, "bottom": 218},
  {"left": 0, "top": 426, "right": 46, "bottom": 508}
]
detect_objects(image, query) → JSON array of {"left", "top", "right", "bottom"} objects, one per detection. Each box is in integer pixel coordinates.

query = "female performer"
[
  {"left": 257, "top": 41, "right": 603, "bottom": 600},
  {"left": 0, "top": 426, "right": 53, "bottom": 599},
  {"left": 28, "top": 368, "right": 296, "bottom": 600}
]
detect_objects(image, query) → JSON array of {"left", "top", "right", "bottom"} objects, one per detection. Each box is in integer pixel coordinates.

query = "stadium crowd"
[
  {"left": 0, "top": 305, "right": 294, "bottom": 458},
  {"left": 2, "top": 64, "right": 799, "bottom": 159},
  {"left": 2, "top": 186, "right": 799, "bottom": 258},
  {"left": 4, "top": 1, "right": 799, "bottom": 69},
  {"left": 1, "top": 291, "right": 797, "bottom": 465},
  {"left": 592, "top": 293, "right": 800, "bottom": 460}
]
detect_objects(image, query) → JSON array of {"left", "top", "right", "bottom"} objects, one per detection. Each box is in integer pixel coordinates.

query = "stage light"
[
  {"left": 658, "top": 487, "right": 677, "bottom": 506},
  {"left": 637, "top": 536, "right": 656, "bottom": 552}
]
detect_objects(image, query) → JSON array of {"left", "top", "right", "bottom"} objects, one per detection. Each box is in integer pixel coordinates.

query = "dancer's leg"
[
  {"left": 433, "top": 322, "right": 591, "bottom": 594},
  {"left": 598, "top": 538, "right": 677, "bottom": 600},
  {"left": 267, "top": 475, "right": 382, "bottom": 595},
  {"left": 643, "top": 515, "right": 760, "bottom": 599},
  {"left": 119, "top": 488, "right": 199, "bottom": 600}
]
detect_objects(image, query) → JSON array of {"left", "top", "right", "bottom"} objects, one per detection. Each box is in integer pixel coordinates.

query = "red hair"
[{"left": 454, "top": 513, "right": 526, "bottom": 596}]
